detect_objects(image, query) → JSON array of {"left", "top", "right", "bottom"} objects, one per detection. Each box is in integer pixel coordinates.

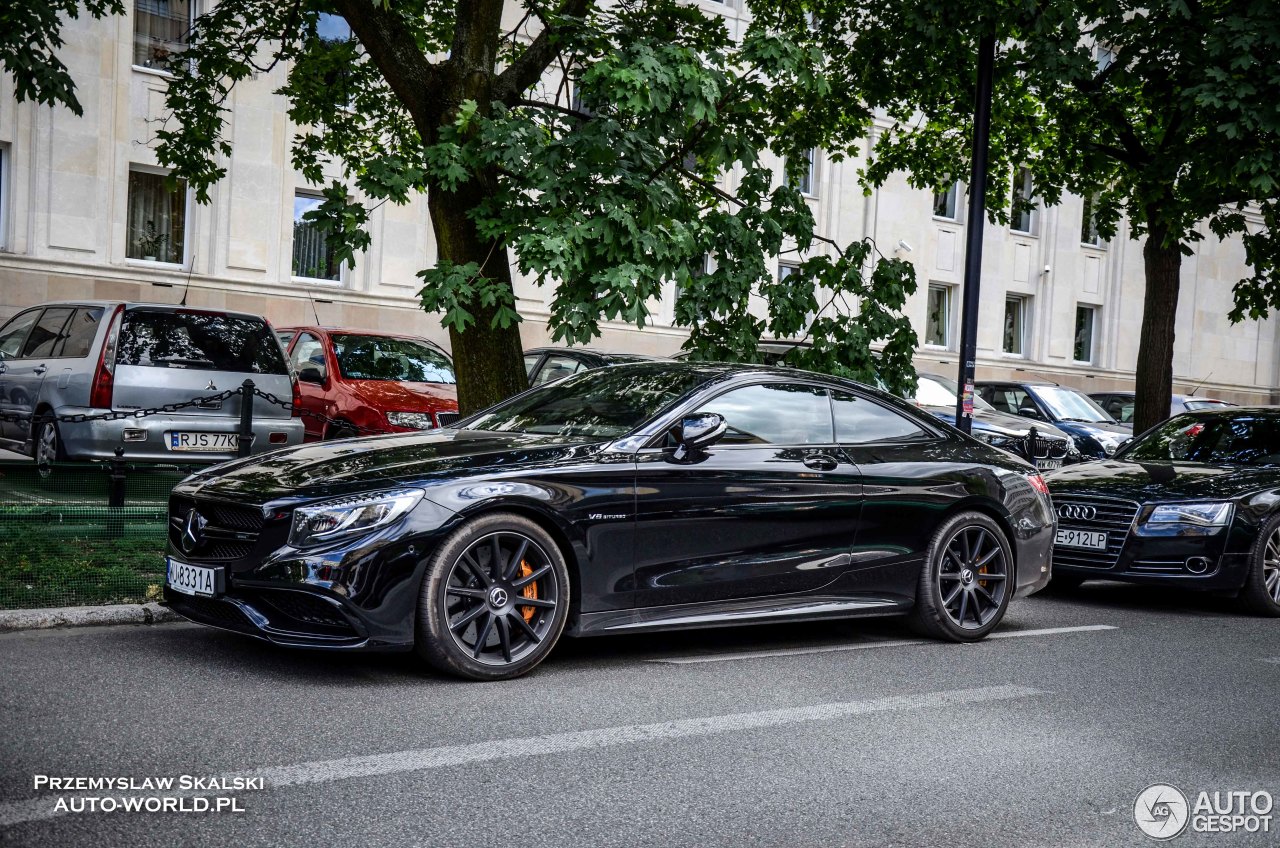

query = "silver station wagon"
[{"left": 0, "top": 302, "right": 304, "bottom": 463}]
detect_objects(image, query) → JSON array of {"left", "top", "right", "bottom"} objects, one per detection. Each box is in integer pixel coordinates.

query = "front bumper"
[
  {"left": 1053, "top": 530, "right": 1251, "bottom": 590},
  {"left": 57, "top": 410, "right": 305, "bottom": 463}
]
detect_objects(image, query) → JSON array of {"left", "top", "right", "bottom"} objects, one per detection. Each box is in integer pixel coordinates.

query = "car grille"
[
  {"left": 1051, "top": 495, "right": 1139, "bottom": 570},
  {"left": 436, "top": 412, "right": 461, "bottom": 427},
  {"left": 169, "top": 495, "right": 265, "bottom": 563},
  {"left": 1024, "top": 431, "right": 1070, "bottom": 461},
  {"left": 170, "top": 595, "right": 253, "bottom": 632},
  {"left": 253, "top": 591, "right": 352, "bottom": 630}
]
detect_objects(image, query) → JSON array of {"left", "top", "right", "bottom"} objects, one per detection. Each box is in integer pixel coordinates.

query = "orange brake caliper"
[{"left": 517, "top": 560, "right": 538, "bottom": 623}]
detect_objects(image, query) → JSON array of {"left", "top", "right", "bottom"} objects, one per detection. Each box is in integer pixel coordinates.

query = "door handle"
[
  {"left": 802, "top": 454, "right": 839, "bottom": 472},
  {"left": 33, "top": 365, "right": 47, "bottom": 376}
]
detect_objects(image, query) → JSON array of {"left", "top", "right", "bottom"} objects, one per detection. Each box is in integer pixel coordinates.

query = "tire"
[
  {"left": 1237, "top": 513, "right": 1280, "bottom": 617},
  {"left": 325, "top": 423, "right": 358, "bottom": 440},
  {"left": 415, "top": 512, "right": 571, "bottom": 680},
  {"left": 908, "top": 511, "right": 1014, "bottom": 641},
  {"left": 1045, "top": 573, "right": 1087, "bottom": 593},
  {"left": 33, "top": 414, "right": 66, "bottom": 465}
]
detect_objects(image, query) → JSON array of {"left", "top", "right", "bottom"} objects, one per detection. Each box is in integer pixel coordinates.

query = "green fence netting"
[{"left": 0, "top": 461, "right": 187, "bottom": 610}]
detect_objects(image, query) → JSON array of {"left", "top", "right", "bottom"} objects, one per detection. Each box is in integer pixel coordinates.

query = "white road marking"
[
  {"left": 648, "top": 624, "right": 1119, "bottom": 665},
  {"left": 0, "top": 684, "right": 1044, "bottom": 829},
  {"left": 1259, "top": 657, "right": 1280, "bottom": 665}
]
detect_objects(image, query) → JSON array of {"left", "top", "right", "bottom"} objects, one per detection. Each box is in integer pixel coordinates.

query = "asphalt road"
[{"left": 1, "top": 583, "right": 1277, "bottom": 847}]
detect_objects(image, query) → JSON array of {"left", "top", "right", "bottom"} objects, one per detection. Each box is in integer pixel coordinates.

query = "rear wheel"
[
  {"left": 1238, "top": 514, "right": 1280, "bottom": 617},
  {"left": 908, "top": 511, "right": 1013, "bottom": 641},
  {"left": 33, "top": 414, "right": 65, "bottom": 465},
  {"left": 416, "top": 513, "right": 570, "bottom": 680}
]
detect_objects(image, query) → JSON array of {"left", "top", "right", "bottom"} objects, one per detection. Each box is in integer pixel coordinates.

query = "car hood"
[
  {"left": 345, "top": 379, "right": 458, "bottom": 412},
  {"left": 922, "top": 406, "right": 1072, "bottom": 440},
  {"left": 1044, "top": 460, "right": 1280, "bottom": 501},
  {"left": 181, "top": 430, "right": 599, "bottom": 502},
  {"left": 1052, "top": 419, "right": 1132, "bottom": 437}
]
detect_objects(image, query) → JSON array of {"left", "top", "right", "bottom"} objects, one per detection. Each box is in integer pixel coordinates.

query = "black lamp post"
[{"left": 953, "top": 32, "right": 996, "bottom": 435}]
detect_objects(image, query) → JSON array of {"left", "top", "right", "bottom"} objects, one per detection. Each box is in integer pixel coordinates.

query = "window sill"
[
  {"left": 921, "top": 343, "right": 953, "bottom": 352},
  {"left": 999, "top": 351, "right": 1028, "bottom": 359},
  {"left": 292, "top": 276, "right": 346, "bottom": 287},
  {"left": 1080, "top": 242, "right": 1108, "bottom": 251},
  {"left": 132, "top": 64, "right": 175, "bottom": 80},
  {"left": 932, "top": 216, "right": 962, "bottom": 225},
  {"left": 125, "top": 258, "right": 185, "bottom": 270},
  {"left": 1009, "top": 230, "right": 1038, "bottom": 238}
]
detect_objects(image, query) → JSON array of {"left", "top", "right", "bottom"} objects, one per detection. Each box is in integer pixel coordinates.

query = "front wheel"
[
  {"left": 416, "top": 513, "right": 570, "bottom": 680},
  {"left": 1238, "top": 514, "right": 1280, "bottom": 617},
  {"left": 908, "top": 511, "right": 1013, "bottom": 641}
]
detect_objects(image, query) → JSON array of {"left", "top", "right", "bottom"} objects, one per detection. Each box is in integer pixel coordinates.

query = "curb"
[{"left": 0, "top": 602, "right": 178, "bottom": 633}]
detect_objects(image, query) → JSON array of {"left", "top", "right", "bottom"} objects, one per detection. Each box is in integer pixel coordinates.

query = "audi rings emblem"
[{"left": 1058, "top": 504, "right": 1097, "bottom": 521}]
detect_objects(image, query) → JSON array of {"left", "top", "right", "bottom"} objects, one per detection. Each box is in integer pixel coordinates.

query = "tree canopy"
[
  {"left": 794, "top": 0, "right": 1280, "bottom": 431},
  {"left": 3, "top": 0, "right": 923, "bottom": 412}
]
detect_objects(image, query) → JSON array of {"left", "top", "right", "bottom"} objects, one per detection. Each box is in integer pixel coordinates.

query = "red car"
[{"left": 276, "top": 326, "right": 459, "bottom": 440}]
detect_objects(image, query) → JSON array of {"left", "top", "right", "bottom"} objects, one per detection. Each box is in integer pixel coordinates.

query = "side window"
[
  {"left": 290, "top": 332, "right": 327, "bottom": 379},
  {"left": 58, "top": 307, "right": 105, "bottom": 358},
  {"left": 534, "top": 355, "right": 583, "bottom": 386},
  {"left": 832, "top": 391, "right": 927, "bottom": 444},
  {"left": 523, "top": 354, "right": 543, "bottom": 378},
  {"left": 0, "top": 310, "right": 40, "bottom": 359},
  {"left": 1010, "top": 389, "right": 1040, "bottom": 417},
  {"left": 22, "top": 308, "right": 74, "bottom": 358},
  {"left": 694, "top": 383, "right": 833, "bottom": 445},
  {"left": 277, "top": 331, "right": 296, "bottom": 348}
]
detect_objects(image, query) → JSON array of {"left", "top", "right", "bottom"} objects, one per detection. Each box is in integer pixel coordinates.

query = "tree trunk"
[
  {"left": 1133, "top": 219, "right": 1182, "bottom": 435},
  {"left": 428, "top": 185, "right": 528, "bottom": 415}
]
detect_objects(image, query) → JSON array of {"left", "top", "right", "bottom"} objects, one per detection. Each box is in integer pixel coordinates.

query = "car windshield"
[
  {"left": 914, "top": 375, "right": 995, "bottom": 412},
  {"left": 1117, "top": 414, "right": 1280, "bottom": 466},
  {"left": 1034, "top": 386, "right": 1114, "bottom": 422},
  {"left": 1185, "top": 399, "right": 1233, "bottom": 411},
  {"left": 332, "top": 334, "right": 456, "bottom": 383},
  {"left": 464, "top": 366, "right": 709, "bottom": 439},
  {"left": 117, "top": 309, "right": 288, "bottom": 374}
]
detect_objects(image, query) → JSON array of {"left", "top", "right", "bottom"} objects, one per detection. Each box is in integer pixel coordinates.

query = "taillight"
[
  {"left": 90, "top": 305, "right": 124, "bottom": 409},
  {"left": 1027, "top": 473, "right": 1050, "bottom": 495},
  {"left": 290, "top": 370, "right": 301, "bottom": 417}
]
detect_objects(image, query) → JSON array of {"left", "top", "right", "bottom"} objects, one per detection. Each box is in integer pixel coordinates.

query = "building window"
[
  {"left": 1010, "top": 167, "right": 1037, "bottom": 234},
  {"left": 1081, "top": 193, "right": 1103, "bottom": 246},
  {"left": 0, "top": 145, "right": 8, "bottom": 251},
  {"left": 1003, "top": 295, "right": 1028, "bottom": 356},
  {"left": 1095, "top": 44, "right": 1115, "bottom": 72},
  {"left": 292, "top": 193, "right": 342, "bottom": 282},
  {"left": 1074, "top": 305, "right": 1097, "bottom": 363},
  {"left": 778, "top": 261, "right": 799, "bottom": 282},
  {"left": 133, "top": 0, "right": 193, "bottom": 71},
  {"left": 126, "top": 168, "right": 187, "bottom": 264},
  {"left": 789, "top": 149, "right": 816, "bottom": 196},
  {"left": 933, "top": 182, "right": 961, "bottom": 220},
  {"left": 924, "top": 284, "right": 952, "bottom": 348}
]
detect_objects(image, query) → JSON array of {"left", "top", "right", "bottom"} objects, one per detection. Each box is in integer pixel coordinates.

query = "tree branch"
[
  {"left": 494, "top": 0, "right": 595, "bottom": 104},
  {"left": 331, "top": 0, "right": 443, "bottom": 131}
]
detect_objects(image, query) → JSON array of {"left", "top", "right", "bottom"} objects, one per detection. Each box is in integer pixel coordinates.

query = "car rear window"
[{"left": 116, "top": 309, "right": 288, "bottom": 374}]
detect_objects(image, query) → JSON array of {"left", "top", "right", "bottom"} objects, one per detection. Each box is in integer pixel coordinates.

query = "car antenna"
[
  {"left": 1187, "top": 371, "right": 1213, "bottom": 397},
  {"left": 1024, "top": 369, "right": 1061, "bottom": 386},
  {"left": 306, "top": 287, "right": 322, "bottom": 326},
  {"left": 178, "top": 250, "right": 195, "bottom": 307}
]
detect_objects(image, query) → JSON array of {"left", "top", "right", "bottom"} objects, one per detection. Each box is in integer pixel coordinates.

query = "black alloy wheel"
[
  {"left": 1238, "top": 513, "right": 1280, "bottom": 617},
  {"left": 909, "top": 511, "right": 1013, "bottom": 641},
  {"left": 416, "top": 513, "right": 570, "bottom": 680}
]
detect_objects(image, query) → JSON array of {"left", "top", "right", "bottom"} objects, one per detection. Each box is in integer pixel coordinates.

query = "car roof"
[
  {"left": 26, "top": 301, "right": 270, "bottom": 321},
  {"left": 975, "top": 378, "right": 1060, "bottom": 387},
  {"left": 525, "top": 346, "right": 668, "bottom": 360}
]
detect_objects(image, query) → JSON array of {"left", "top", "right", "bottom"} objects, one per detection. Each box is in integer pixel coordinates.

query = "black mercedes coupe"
[
  {"left": 1046, "top": 408, "right": 1280, "bottom": 615},
  {"left": 164, "top": 362, "right": 1054, "bottom": 679}
]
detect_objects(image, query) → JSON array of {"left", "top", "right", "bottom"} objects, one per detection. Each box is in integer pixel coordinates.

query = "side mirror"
[
  {"left": 298, "top": 366, "right": 325, "bottom": 385},
  {"left": 1017, "top": 407, "right": 1043, "bottom": 420},
  {"left": 671, "top": 412, "right": 727, "bottom": 460}
]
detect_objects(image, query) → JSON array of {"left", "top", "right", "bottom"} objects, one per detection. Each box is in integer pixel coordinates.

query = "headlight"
[
  {"left": 289, "top": 489, "right": 425, "bottom": 548},
  {"left": 386, "top": 411, "right": 437, "bottom": 430},
  {"left": 1135, "top": 501, "right": 1234, "bottom": 536}
]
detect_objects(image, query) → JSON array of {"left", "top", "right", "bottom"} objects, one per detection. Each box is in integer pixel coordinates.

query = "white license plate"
[
  {"left": 1036, "top": 459, "right": 1063, "bottom": 471},
  {"left": 166, "top": 558, "right": 220, "bottom": 597},
  {"left": 169, "top": 432, "right": 238, "bottom": 452},
  {"left": 1055, "top": 529, "right": 1108, "bottom": 550}
]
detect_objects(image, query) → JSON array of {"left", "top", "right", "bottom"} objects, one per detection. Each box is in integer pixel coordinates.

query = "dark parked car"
[
  {"left": 976, "top": 380, "right": 1132, "bottom": 459},
  {"left": 1045, "top": 408, "right": 1280, "bottom": 614},
  {"left": 911, "top": 373, "right": 1079, "bottom": 471},
  {"left": 1089, "top": 390, "right": 1234, "bottom": 425},
  {"left": 523, "top": 347, "right": 667, "bottom": 386},
  {"left": 0, "top": 302, "right": 303, "bottom": 463},
  {"left": 164, "top": 362, "right": 1054, "bottom": 680},
  {"left": 277, "top": 326, "right": 459, "bottom": 440}
]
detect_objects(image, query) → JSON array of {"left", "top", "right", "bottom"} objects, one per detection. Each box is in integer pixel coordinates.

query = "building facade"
[{"left": 0, "top": 1, "right": 1275, "bottom": 404}]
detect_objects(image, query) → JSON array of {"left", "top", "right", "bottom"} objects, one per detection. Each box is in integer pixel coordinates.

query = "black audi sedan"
[
  {"left": 164, "top": 362, "right": 1054, "bottom": 679},
  {"left": 1045, "top": 408, "right": 1280, "bottom": 615}
]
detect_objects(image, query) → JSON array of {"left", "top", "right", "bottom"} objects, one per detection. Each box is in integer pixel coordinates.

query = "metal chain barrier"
[{"left": 0, "top": 389, "right": 239, "bottom": 427}]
